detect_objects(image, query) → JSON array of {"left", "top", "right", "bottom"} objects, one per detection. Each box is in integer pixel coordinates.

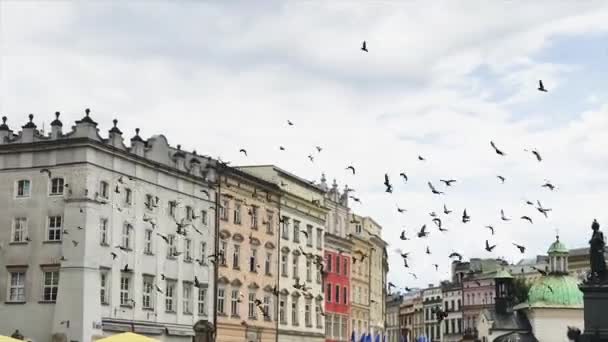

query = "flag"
[
  {"left": 360, "top": 333, "right": 366, "bottom": 342},
  {"left": 375, "top": 333, "right": 381, "bottom": 342}
]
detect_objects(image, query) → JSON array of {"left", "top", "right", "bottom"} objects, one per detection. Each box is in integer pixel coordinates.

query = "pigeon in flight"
[
  {"left": 397, "top": 206, "right": 407, "bottom": 214},
  {"left": 462, "top": 209, "right": 470, "bottom": 223},
  {"left": 485, "top": 240, "right": 496, "bottom": 252},
  {"left": 287, "top": 120, "right": 294, "bottom": 126},
  {"left": 432, "top": 218, "right": 442, "bottom": 228},
  {"left": 417, "top": 225, "right": 429, "bottom": 238},
  {"left": 524, "top": 148, "right": 542, "bottom": 162},
  {"left": 485, "top": 225, "right": 495, "bottom": 235},
  {"left": 315, "top": 146, "right": 322, "bottom": 152},
  {"left": 308, "top": 155, "right": 314, "bottom": 163},
  {"left": 409, "top": 273, "right": 418, "bottom": 279},
  {"left": 418, "top": 155, "right": 426, "bottom": 161},
  {"left": 449, "top": 252, "right": 463, "bottom": 261},
  {"left": 399, "top": 172, "right": 408, "bottom": 182},
  {"left": 490, "top": 141, "right": 506, "bottom": 156},
  {"left": 239, "top": 149, "right": 247, "bottom": 156},
  {"left": 426, "top": 246, "right": 431, "bottom": 255},
  {"left": 440, "top": 179, "right": 457, "bottom": 187},
  {"left": 361, "top": 41, "right": 368, "bottom": 52},
  {"left": 541, "top": 181, "right": 556, "bottom": 191},
  {"left": 497, "top": 175, "right": 506, "bottom": 184},
  {"left": 384, "top": 174, "right": 393, "bottom": 193},
  {"left": 428, "top": 182, "right": 444, "bottom": 195},
  {"left": 500, "top": 209, "right": 510, "bottom": 221},
  {"left": 443, "top": 204, "right": 452, "bottom": 215},
  {"left": 513, "top": 243, "right": 526, "bottom": 254},
  {"left": 521, "top": 216, "right": 533, "bottom": 224},
  {"left": 536, "top": 200, "right": 552, "bottom": 218},
  {"left": 399, "top": 230, "right": 409, "bottom": 241},
  {"left": 538, "top": 80, "right": 547, "bottom": 92},
  {"left": 110, "top": 252, "right": 118, "bottom": 260},
  {"left": 433, "top": 264, "right": 439, "bottom": 271},
  {"left": 346, "top": 166, "right": 356, "bottom": 175}
]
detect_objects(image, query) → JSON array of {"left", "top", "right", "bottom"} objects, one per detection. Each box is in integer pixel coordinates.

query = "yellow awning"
[
  {"left": 96, "top": 332, "right": 159, "bottom": 342},
  {"left": 0, "top": 336, "right": 25, "bottom": 342}
]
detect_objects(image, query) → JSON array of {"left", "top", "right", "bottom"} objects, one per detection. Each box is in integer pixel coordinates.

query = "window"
[
  {"left": 250, "top": 249, "right": 258, "bottom": 272},
  {"left": 281, "top": 253, "right": 288, "bottom": 277},
  {"left": 335, "top": 285, "right": 340, "bottom": 304},
  {"left": 99, "top": 181, "right": 109, "bottom": 199},
  {"left": 201, "top": 210, "right": 208, "bottom": 225},
  {"left": 292, "top": 297, "right": 299, "bottom": 325},
  {"left": 248, "top": 292, "right": 257, "bottom": 319},
  {"left": 165, "top": 281, "right": 175, "bottom": 312},
  {"left": 124, "top": 188, "right": 132, "bottom": 205},
  {"left": 47, "top": 216, "right": 62, "bottom": 241},
  {"left": 343, "top": 286, "right": 347, "bottom": 304},
  {"left": 16, "top": 180, "right": 31, "bottom": 198},
  {"left": 219, "top": 240, "right": 227, "bottom": 265},
  {"left": 185, "top": 239, "right": 192, "bottom": 261},
  {"left": 305, "top": 299, "right": 312, "bottom": 327},
  {"left": 266, "top": 211, "right": 274, "bottom": 234},
  {"left": 186, "top": 206, "right": 193, "bottom": 221},
  {"left": 100, "top": 271, "right": 109, "bottom": 304},
  {"left": 120, "top": 274, "right": 131, "bottom": 306},
  {"left": 8, "top": 272, "right": 25, "bottom": 302},
  {"left": 100, "top": 218, "right": 109, "bottom": 245},
  {"left": 143, "top": 276, "right": 154, "bottom": 309},
  {"left": 355, "top": 224, "right": 362, "bottom": 234},
  {"left": 234, "top": 202, "right": 241, "bottom": 224},
  {"left": 293, "top": 220, "right": 300, "bottom": 243},
  {"left": 50, "top": 178, "right": 64, "bottom": 195},
  {"left": 306, "top": 225, "right": 313, "bottom": 246},
  {"left": 316, "top": 302, "right": 323, "bottom": 328},
  {"left": 42, "top": 271, "right": 59, "bottom": 302},
  {"left": 250, "top": 206, "right": 258, "bottom": 229},
  {"left": 326, "top": 254, "right": 332, "bottom": 273},
  {"left": 230, "top": 244, "right": 240, "bottom": 269},
  {"left": 200, "top": 242, "right": 207, "bottom": 265},
  {"left": 263, "top": 296, "right": 271, "bottom": 320},
  {"left": 121, "top": 223, "right": 132, "bottom": 249},
  {"left": 198, "top": 287, "right": 207, "bottom": 315},
  {"left": 169, "top": 201, "right": 177, "bottom": 218},
  {"left": 220, "top": 200, "right": 229, "bottom": 221},
  {"left": 316, "top": 228, "right": 322, "bottom": 249},
  {"left": 218, "top": 288, "right": 226, "bottom": 314},
  {"left": 167, "top": 234, "right": 177, "bottom": 258},
  {"left": 183, "top": 283, "right": 192, "bottom": 314},
  {"left": 306, "top": 259, "right": 312, "bottom": 281},
  {"left": 336, "top": 255, "right": 341, "bottom": 274},
  {"left": 145, "top": 194, "right": 154, "bottom": 210},
  {"left": 279, "top": 296, "right": 287, "bottom": 324},
  {"left": 144, "top": 230, "right": 153, "bottom": 254},
  {"left": 343, "top": 257, "right": 348, "bottom": 275},
  {"left": 292, "top": 254, "right": 299, "bottom": 279},
  {"left": 327, "top": 283, "right": 332, "bottom": 302},
  {"left": 265, "top": 252, "right": 272, "bottom": 275},
  {"left": 316, "top": 263, "right": 321, "bottom": 283},
  {"left": 281, "top": 217, "right": 289, "bottom": 240},
  {"left": 12, "top": 218, "right": 27, "bottom": 243},
  {"left": 231, "top": 290, "right": 239, "bottom": 317},
  {"left": 341, "top": 316, "right": 347, "bottom": 339}
]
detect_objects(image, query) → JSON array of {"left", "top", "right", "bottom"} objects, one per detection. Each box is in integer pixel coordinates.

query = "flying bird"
[
  {"left": 201, "top": 189, "right": 210, "bottom": 198},
  {"left": 513, "top": 243, "right": 526, "bottom": 254},
  {"left": 279, "top": 146, "right": 286, "bottom": 151},
  {"left": 541, "top": 181, "right": 556, "bottom": 191},
  {"left": 433, "top": 264, "right": 439, "bottom": 271},
  {"left": 346, "top": 166, "right": 356, "bottom": 175},
  {"left": 72, "top": 240, "right": 78, "bottom": 247},
  {"left": 429, "top": 211, "right": 437, "bottom": 217},
  {"left": 409, "top": 272, "right": 418, "bottom": 279},
  {"left": 384, "top": 174, "right": 393, "bottom": 193},
  {"left": 238, "top": 148, "right": 247, "bottom": 156},
  {"left": 397, "top": 206, "right": 407, "bottom": 214},
  {"left": 349, "top": 196, "right": 361, "bottom": 203},
  {"left": 524, "top": 148, "right": 542, "bottom": 162},
  {"left": 538, "top": 80, "right": 547, "bottom": 92},
  {"left": 308, "top": 155, "right": 314, "bottom": 162},
  {"left": 287, "top": 120, "right": 294, "bottom": 126},
  {"left": 485, "top": 240, "right": 496, "bottom": 252},
  {"left": 418, "top": 155, "right": 425, "bottom": 161},
  {"left": 123, "top": 264, "right": 131, "bottom": 272},
  {"left": 440, "top": 179, "right": 456, "bottom": 186},
  {"left": 490, "top": 141, "right": 506, "bottom": 156},
  {"left": 443, "top": 204, "right": 452, "bottom": 215},
  {"left": 399, "top": 230, "right": 409, "bottom": 241},
  {"left": 432, "top": 218, "right": 442, "bottom": 228},
  {"left": 462, "top": 209, "right": 470, "bottom": 223},
  {"left": 449, "top": 252, "right": 463, "bottom": 261},
  {"left": 110, "top": 252, "right": 117, "bottom": 260},
  {"left": 536, "top": 200, "right": 552, "bottom": 218},
  {"left": 500, "top": 209, "right": 510, "bottom": 221},
  {"left": 524, "top": 199, "right": 534, "bottom": 206},
  {"left": 426, "top": 246, "right": 431, "bottom": 255},
  {"left": 485, "top": 225, "right": 495, "bottom": 235},
  {"left": 497, "top": 175, "right": 506, "bottom": 184},
  {"left": 361, "top": 41, "right": 368, "bottom": 52},
  {"left": 428, "top": 182, "right": 444, "bottom": 195},
  {"left": 315, "top": 146, "right": 322, "bottom": 152},
  {"left": 399, "top": 172, "right": 408, "bottom": 182},
  {"left": 417, "top": 225, "right": 428, "bottom": 238},
  {"left": 155, "top": 285, "right": 163, "bottom": 294},
  {"left": 521, "top": 216, "right": 533, "bottom": 224}
]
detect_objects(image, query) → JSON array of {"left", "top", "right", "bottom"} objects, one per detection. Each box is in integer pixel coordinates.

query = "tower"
[{"left": 494, "top": 269, "right": 514, "bottom": 314}]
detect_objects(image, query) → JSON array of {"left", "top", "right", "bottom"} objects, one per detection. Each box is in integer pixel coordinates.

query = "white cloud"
[{"left": 1, "top": 1, "right": 608, "bottom": 289}]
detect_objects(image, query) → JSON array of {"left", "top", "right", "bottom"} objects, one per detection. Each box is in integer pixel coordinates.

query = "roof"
[
  {"left": 494, "top": 268, "right": 514, "bottom": 279},
  {"left": 494, "top": 332, "right": 538, "bottom": 342},
  {"left": 237, "top": 164, "right": 326, "bottom": 193},
  {"left": 527, "top": 275, "right": 583, "bottom": 308},
  {"left": 547, "top": 236, "right": 568, "bottom": 254},
  {"left": 484, "top": 308, "right": 531, "bottom": 332}
]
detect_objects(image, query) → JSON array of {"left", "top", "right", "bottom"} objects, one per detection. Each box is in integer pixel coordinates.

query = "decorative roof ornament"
[
  {"left": 0, "top": 116, "right": 9, "bottom": 131},
  {"left": 76, "top": 108, "right": 97, "bottom": 125},
  {"left": 131, "top": 128, "right": 144, "bottom": 142},
  {"left": 109, "top": 119, "right": 122, "bottom": 134},
  {"left": 22, "top": 114, "right": 37, "bottom": 129},
  {"left": 174, "top": 144, "right": 186, "bottom": 158},
  {"left": 50, "top": 112, "right": 63, "bottom": 127}
]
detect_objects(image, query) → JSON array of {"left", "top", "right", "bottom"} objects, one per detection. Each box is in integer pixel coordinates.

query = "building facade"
[
  {"left": 362, "top": 217, "right": 388, "bottom": 338},
  {"left": 0, "top": 112, "right": 216, "bottom": 342},
  {"left": 214, "top": 168, "right": 282, "bottom": 342},
  {"left": 422, "top": 285, "right": 442, "bottom": 342},
  {"left": 238, "top": 165, "right": 327, "bottom": 342},
  {"left": 348, "top": 213, "right": 371, "bottom": 339},
  {"left": 385, "top": 293, "right": 402, "bottom": 342},
  {"left": 441, "top": 282, "right": 463, "bottom": 342}
]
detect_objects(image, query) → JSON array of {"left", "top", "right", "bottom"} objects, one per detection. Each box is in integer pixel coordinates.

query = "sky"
[{"left": 2, "top": 1, "right": 608, "bottom": 289}]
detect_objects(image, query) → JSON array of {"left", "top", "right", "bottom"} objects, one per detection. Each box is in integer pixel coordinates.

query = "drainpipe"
[{"left": 213, "top": 166, "right": 222, "bottom": 342}]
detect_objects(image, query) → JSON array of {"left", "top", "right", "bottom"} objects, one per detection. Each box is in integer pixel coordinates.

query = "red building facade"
[{"left": 324, "top": 240, "right": 352, "bottom": 342}]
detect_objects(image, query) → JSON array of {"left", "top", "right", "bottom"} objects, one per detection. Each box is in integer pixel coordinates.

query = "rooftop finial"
[
  {"left": 2, "top": 116, "right": 6, "bottom": 124},
  {"left": 113, "top": 119, "right": 118, "bottom": 127},
  {"left": 193, "top": 150, "right": 197, "bottom": 155},
  {"left": 177, "top": 144, "right": 181, "bottom": 150},
  {"left": 0, "top": 116, "right": 8, "bottom": 131},
  {"left": 85, "top": 108, "right": 90, "bottom": 117},
  {"left": 29, "top": 114, "right": 33, "bottom": 122},
  {"left": 135, "top": 128, "right": 140, "bottom": 135},
  {"left": 55, "top": 112, "right": 60, "bottom": 119}
]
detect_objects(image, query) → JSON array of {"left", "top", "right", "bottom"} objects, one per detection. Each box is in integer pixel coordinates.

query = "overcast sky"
[{"left": 2, "top": 1, "right": 608, "bottom": 289}]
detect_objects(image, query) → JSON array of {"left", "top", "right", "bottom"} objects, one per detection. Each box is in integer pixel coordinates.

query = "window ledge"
[
  {"left": 121, "top": 247, "right": 133, "bottom": 252},
  {"left": 101, "top": 302, "right": 110, "bottom": 306},
  {"left": 166, "top": 256, "right": 177, "bottom": 260},
  {"left": 38, "top": 300, "right": 57, "bottom": 304},
  {"left": 218, "top": 313, "right": 227, "bottom": 317},
  {"left": 250, "top": 270, "right": 258, "bottom": 274},
  {"left": 230, "top": 314, "right": 240, "bottom": 319},
  {"left": 142, "top": 307, "right": 154, "bottom": 311},
  {"left": 43, "top": 240, "right": 62, "bottom": 244},
  {"left": 100, "top": 243, "right": 110, "bottom": 247},
  {"left": 49, "top": 193, "right": 64, "bottom": 197},
  {"left": 265, "top": 273, "right": 273, "bottom": 277},
  {"left": 5, "top": 301, "right": 26, "bottom": 305},
  {"left": 248, "top": 317, "right": 257, "bottom": 320},
  {"left": 183, "top": 312, "right": 193, "bottom": 316},
  {"left": 233, "top": 267, "right": 240, "bottom": 270},
  {"left": 165, "top": 310, "right": 176, "bottom": 314},
  {"left": 120, "top": 304, "right": 133, "bottom": 308},
  {"left": 184, "top": 259, "right": 193, "bottom": 264},
  {"left": 144, "top": 252, "right": 154, "bottom": 256},
  {"left": 9, "top": 242, "right": 28, "bottom": 245}
]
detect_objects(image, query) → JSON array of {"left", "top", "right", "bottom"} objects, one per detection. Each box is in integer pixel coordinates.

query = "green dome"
[
  {"left": 547, "top": 238, "right": 568, "bottom": 254},
  {"left": 528, "top": 275, "right": 583, "bottom": 307}
]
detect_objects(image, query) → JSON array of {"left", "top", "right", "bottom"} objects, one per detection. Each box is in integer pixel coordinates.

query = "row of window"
[
  {"left": 219, "top": 199, "right": 264, "bottom": 231},
  {"left": 280, "top": 251, "right": 322, "bottom": 283},
  {"left": 325, "top": 283, "right": 348, "bottom": 305},
  {"left": 6, "top": 269, "right": 59, "bottom": 303},
  {"left": 464, "top": 292, "right": 494, "bottom": 306},
  {"left": 14, "top": 178, "right": 64, "bottom": 198},
  {"left": 444, "top": 299, "right": 462, "bottom": 312},
  {"left": 352, "top": 285, "right": 369, "bottom": 304},
  {"left": 325, "top": 314, "right": 349, "bottom": 340},
  {"left": 217, "top": 240, "right": 274, "bottom": 275},
  {"left": 215, "top": 287, "right": 272, "bottom": 320},
  {"left": 325, "top": 253, "right": 349, "bottom": 276},
  {"left": 444, "top": 318, "right": 463, "bottom": 335},
  {"left": 100, "top": 271, "right": 208, "bottom": 315},
  {"left": 352, "top": 318, "right": 369, "bottom": 338},
  {"left": 280, "top": 217, "right": 323, "bottom": 249}
]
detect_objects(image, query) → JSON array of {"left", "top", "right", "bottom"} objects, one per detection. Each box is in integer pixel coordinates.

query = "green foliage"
[{"left": 512, "top": 277, "right": 531, "bottom": 304}]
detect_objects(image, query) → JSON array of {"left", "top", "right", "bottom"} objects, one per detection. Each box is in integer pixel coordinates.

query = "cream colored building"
[
  {"left": 360, "top": 216, "right": 388, "bottom": 337},
  {"left": 215, "top": 168, "right": 282, "bottom": 342},
  {"left": 349, "top": 213, "right": 371, "bottom": 337},
  {"left": 238, "top": 166, "right": 327, "bottom": 342},
  {"left": 0, "top": 112, "right": 217, "bottom": 342}
]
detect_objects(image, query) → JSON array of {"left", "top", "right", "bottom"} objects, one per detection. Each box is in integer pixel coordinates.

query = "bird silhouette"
[
  {"left": 397, "top": 206, "right": 407, "bottom": 213},
  {"left": 490, "top": 141, "right": 506, "bottom": 156},
  {"left": 533, "top": 266, "right": 547, "bottom": 276},
  {"left": 433, "top": 264, "right": 439, "bottom": 271},
  {"left": 536, "top": 200, "right": 552, "bottom": 218},
  {"left": 388, "top": 282, "right": 396, "bottom": 290},
  {"left": 443, "top": 204, "right": 452, "bottom": 215},
  {"left": 426, "top": 246, "right": 431, "bottom": 255},
  {"left": 440, "top": 179, "right": 456, "bottom": 186},
  {"left": 403, "top": 259, "right": 410, "bottom": 268},
  {"left": 399, "top": 172, "right": 408, "bottom": 182},
  {"left": 524, "top": 148, "right": 542, "bottom": 162},
  {"left": 279, "top": 146, "right": 286, "bottom": 151},
  {"left": 315, "top": 146, "right": 322, "bottom": 152},
  {"left": 418, "top": 155, "right": 425, "bottom": 161},
  {"left": 462, "top": 209, "right": 470, "bottom": 223},
  {"left": 429, "top": 211, "right": 437, "bottom": 217},
  {"left": 349, "top": 196, "right": 361, "bottom": 203},
  {"left": 409, "top": 272, "right": 417, "bottom": 279},
  {"left": 287, "top": 120, "right": 294, "bottom": 126},
  {"left": 497, "top": 175, "right": 506, "bottom": 184},
  {"left": 361, "top": 41, "right": 368, "bottom": 52},
  {"left": 201, "top": 189, "right": 210, "bottom": 198},
  {"left": 524, "top": 199, "right": 534, "bottom": 206},
  {"left": 239, "top": 149, "right": 247, "bottom": 156},
  {"left": 428, "top": 182, "right": 444, "bottom": 195},
  {"left": 72, "top": 240, "right": 78, "bottom": 247},
  {"left": 538, "top": 80, "right": 547, "bottom": 92},
  {"left": 155, "top": 285, "right": 163, "bottom": 294},
  {"left": 500, "top": 209, "right": 510, "bottom": 221},
  {"left": 432, "top": 218, "right": 442, "bottom": 228},
  {"left": 521, "top": 216, "right": 533, "bottom": 224},
  {"left": 123, "top": 264, "right": 131, "bottom": 272},
  {"left": 417, "top": 225, "right": 429, "bottom": 238},
  {"left": 384, "top": 174, "right": 393, "bottom": 193},
  {"left": 541, "top": 181, "right": 556, "bottom": 191},
  {"left": 513, "top": 243, "right": 526, "bottom": 254},
  {"left": 485, "top": 240, "right": 496, "bottom": 252},
  {"left": 485, "top": 225, "right": 495, "bottom": 235},
  {"left": 110, "top": 252, "right": 117, "bottom": 260},
  {"left": 156, "top": 233, "right": 170, "bottom": 244},
  {"left": 346, "top": 166, "right": 356, "bottom": 175},
  {"left": 399, "top": 230, "right": 409, "bottom": 241},
  {"left": 308, "top": 155, "right": 314, "bottom": 162},
  {"left": 449, "top": 252, "right": 463, "bottom": 261}
]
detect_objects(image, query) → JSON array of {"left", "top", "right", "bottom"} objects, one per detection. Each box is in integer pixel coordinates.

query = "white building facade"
[{"left": 0, "top": 111, "right": 216, "bottom": 342}]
